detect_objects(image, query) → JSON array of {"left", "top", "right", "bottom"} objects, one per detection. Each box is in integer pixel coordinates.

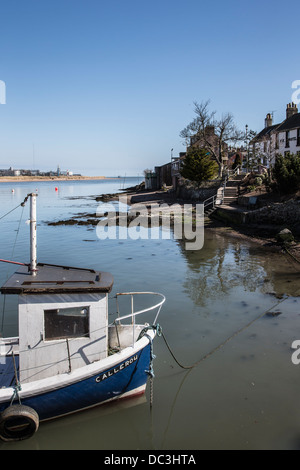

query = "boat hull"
[{"left": 0, "top": 341, "right": 152, "bottom": 422}]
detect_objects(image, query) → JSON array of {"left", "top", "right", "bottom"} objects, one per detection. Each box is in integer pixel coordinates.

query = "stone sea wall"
[
  {"left": 176, "top": 179, "right": 221, "bottom": 201},
  {"left": 246, "top": 200, "right": 300, "bottom": 230},
  {"left": 215, "top": 199, "right": 300, "bottom": 237}
]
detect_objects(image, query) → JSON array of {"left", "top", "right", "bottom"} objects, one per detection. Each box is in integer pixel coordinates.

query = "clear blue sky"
[{"left": 0, "top": 0, "right": 299, "bottom": 176}]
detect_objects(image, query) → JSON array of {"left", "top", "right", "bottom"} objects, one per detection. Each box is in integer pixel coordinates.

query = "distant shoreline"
[{"left": 0, "top": 175, "right": 119, "bottom": 183}]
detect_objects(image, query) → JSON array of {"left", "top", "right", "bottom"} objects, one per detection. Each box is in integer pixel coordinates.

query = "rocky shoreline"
[{"left": 46, "top": 184, "right": 300, "bottom": 263}]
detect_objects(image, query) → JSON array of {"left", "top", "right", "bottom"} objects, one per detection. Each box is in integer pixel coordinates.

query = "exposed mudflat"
[{"left": 45, "top": 186, "right": 300, "bottom": 266}]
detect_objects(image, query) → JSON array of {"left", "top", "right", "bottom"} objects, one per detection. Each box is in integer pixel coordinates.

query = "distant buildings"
[
  {"left": 0, "top": 167, "right": 39, "bottom": 177},
  {"left": 0, "top": 166, "right": 78, "bottom": 177}
]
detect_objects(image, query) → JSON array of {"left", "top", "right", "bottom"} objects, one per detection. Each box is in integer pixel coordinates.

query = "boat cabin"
[{"left": 1, "top": 263, "right": 113, "bottom": 383}]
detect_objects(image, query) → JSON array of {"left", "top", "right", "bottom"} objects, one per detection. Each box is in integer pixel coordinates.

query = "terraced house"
[
  {"left": 251, "top": 102, "right": 300, "bottom": 168},
  {"left": 276, "top": 103, "right": 300, "bottom": 157}
]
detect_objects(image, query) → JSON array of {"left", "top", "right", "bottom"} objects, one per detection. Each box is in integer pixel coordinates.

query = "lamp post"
[{"left": 245, "top": 124, "right": 249, "bottom": 173}]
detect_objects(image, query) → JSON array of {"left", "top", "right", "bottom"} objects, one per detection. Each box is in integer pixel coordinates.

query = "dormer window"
[{"left": 44, "top": 306, "right": 90, "bottom": 341}]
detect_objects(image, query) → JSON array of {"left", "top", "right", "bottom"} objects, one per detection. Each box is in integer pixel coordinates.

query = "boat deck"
[{"left": 0, "top": 355, "right": 19, "bottom": 388}]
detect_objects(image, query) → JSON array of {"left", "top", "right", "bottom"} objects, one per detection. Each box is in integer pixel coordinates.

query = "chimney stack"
[
  {"left": 265, "top": 113, "right": 272, "bottom": 128},
  {"left": 286, "top": 102, "right": 298, "bottom": 119},
  {"left": 205, "top": 125, "right": 215, "bottom": 135}
]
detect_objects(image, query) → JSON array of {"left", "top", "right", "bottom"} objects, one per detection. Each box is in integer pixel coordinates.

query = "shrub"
[
  {"left": 272, "top": 154, "right": 300, "bottom": 194},
  {"left": 180, "top": 148, "right": 219, "bottom": 187}
]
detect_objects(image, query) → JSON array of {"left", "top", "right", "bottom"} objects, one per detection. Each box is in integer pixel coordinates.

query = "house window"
[
  {"left": 286, "top": 131, "right": 290, "bottom": 148},
  {"left": 44, "top": 306, "right": 90, "bottom": 341},
  {"left": 297, "top": 129, "right": 300, "bottom": 147}
]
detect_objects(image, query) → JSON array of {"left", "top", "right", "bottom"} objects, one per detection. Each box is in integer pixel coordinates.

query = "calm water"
[{"left": 0, "top": 178, "right": 300, "bottom": 450}]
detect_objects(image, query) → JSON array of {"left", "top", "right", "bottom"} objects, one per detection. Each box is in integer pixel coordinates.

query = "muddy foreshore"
[{"left": 46, "top": 185, "right": 300, "bottom": 264}]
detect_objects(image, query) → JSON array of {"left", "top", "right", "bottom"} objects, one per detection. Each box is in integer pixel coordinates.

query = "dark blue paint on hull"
[{"left": 1, "top": 345, "right": 151, "bottom": 421}]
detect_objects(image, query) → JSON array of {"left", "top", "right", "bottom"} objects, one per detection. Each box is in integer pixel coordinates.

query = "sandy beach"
[{"left": 0, "top": 175, "right": 115, "bottom": 183}]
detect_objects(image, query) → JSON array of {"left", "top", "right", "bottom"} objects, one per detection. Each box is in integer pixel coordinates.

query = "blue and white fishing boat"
[{"left": 0, "top": 193, "right": 165, "bottom": 441}]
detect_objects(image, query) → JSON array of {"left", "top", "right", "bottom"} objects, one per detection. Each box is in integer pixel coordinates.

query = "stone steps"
[{"left": 222, "top": 174, "right": 245, "bottom": 206}]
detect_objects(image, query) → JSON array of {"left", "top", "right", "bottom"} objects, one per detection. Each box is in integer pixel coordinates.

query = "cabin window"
[{"left": 44, "top": 306, "right": 90, "bottom": 341}]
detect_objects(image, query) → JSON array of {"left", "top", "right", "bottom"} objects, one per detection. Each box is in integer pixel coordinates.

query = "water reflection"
[
  {"left": 176, "top": 230, "right": 300, "bottom": 308},
  {"left": 1, "top": 181, "right": 300, "bottom": 449}
]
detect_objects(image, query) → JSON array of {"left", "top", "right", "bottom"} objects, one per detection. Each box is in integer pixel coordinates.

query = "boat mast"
[{"left": 30, "top": 193, "right": 38, "bottom": 276}]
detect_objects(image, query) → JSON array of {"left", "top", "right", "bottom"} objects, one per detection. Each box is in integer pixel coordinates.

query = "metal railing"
[
  {"left": 109, "top": 292, "right": 166, "bottom": 348},
  {"left": 203, "top": 194, "right": 218, "bottom": 212},
  {"left": 203, "top": 167, "right": 244, "bottom": 211}
]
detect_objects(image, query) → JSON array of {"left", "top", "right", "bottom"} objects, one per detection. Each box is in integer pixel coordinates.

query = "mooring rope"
[
  {"left": 0, "top": 204, "right": 23, "bottom": 221},
  {"left": 0, "top": 195, "right": 34, "bottom": 338},
  {"left": 0, "top": 193, "right": 30, "bottom": 223},
  {"left": 283, "top": 245, "right": 300, "bottom": 265},
  {"left": 159, "top": 292, "right": 299, "bottom": 370},
  {"left": 159, "top": 245, "right": 300, "bottom": 372},
  {"left": 0, "top": 201, "right": 27, "bottom": 334}
]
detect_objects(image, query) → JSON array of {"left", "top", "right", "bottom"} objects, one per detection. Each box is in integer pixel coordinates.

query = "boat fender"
[{"left": 0, "top": 405, "right": 39, "bottom": 442}]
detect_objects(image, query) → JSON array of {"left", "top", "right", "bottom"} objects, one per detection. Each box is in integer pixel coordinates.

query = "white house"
[
  {"left": 250, "top": 103, "right": 300, "bottom": 168},
  {"left": 250, "top": 113, "right": 279, "bottom": 167},
  {"left": 275, "top": 103, "right": 300, "bottom": 157}
]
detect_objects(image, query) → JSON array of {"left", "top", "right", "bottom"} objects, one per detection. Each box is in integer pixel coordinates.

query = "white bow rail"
[{"left": 109, "top": 292, "right": 166, "bottom": 347}]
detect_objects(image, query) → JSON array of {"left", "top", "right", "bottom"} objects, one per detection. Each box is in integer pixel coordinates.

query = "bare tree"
[
  {"left": 180, "top": 100, "right": 244, "bottom": 176},
  {"left": 180, "top": 100, "right": 215, "bottom": 141},
  {"left": 249, "top": 134, "right": 275, "bottom": 171}
]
